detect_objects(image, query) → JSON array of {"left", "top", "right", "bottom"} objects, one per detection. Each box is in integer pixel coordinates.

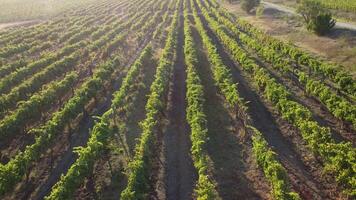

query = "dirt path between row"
[
  {"left": 247, "top": 52, "right": 356, "bottom": 143},
  {"left": 161, "top": 3, "right": 197, "bottom": 199},
  {"left": 0, "top": 40, "right": 141, "bottom": 200},
  {"left": 76, "top": 41, "right": 159, "bottom": 200},
  {"left": 32, "top": 40, "right": 149, "bottom": 200},
  {"left": 190, "top": 2, "right": 270, "bottom": 198},
  {"left": 193, "top": 0, "right": 336, "bottom": 198},
  {"left": 192, "top": 26, "right": 267, "bottom": 200}
]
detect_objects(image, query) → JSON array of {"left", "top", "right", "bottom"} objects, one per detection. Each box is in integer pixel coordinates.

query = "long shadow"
[
  {"left": 163, "top": 6, "right": 197, "bottom": 200},
  {"left": 243, "top": 48, "right": 352, "bottom": 143},
  {"left": 91, "top": 50, "right": 158, "bottom": 200},
  {"left": 125, "top": 55, "right": 157, "bottom": 153},
  {"left": 32, "top": 43, "right": 149, "bottom": 200},
  {"left": 194, "top": 2, "right": 327, "bottom": 198},
  {"left": 192, "top": 25, "right": 262, "bottom": 199},
  {"left": 327, "top": 27, "right": 356, "bottom": 42}
]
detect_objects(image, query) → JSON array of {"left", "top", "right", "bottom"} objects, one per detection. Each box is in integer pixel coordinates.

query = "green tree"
[{"left": 297, "top": 0, "right": 336, "bottom": 35}]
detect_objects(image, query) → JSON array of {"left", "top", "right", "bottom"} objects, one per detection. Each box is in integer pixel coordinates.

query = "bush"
[
  {"left": 297, "top": 0, "right": 336, "bottom": 35},
  {"left": 307, "top": 13, "right": 336, "bottom": 35},
  {"left": 241, "top": 0, "right": 261, "bottom": 13}
]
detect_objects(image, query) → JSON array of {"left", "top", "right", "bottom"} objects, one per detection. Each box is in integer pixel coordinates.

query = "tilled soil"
[
  {"left": 192, "top": 0, "right": 342, "bottom": 198},
  {"left": 1, "top": 40, "right": 143, "bottom": 200},
  {"left": 190, "top": 13, "right": 270, "bottom": 200},
  {"left": 159, "top": 3, "right": 197, "bottom": 200},
  {"left": 243, "top": 47, "right": 356, "bottom": 144}
]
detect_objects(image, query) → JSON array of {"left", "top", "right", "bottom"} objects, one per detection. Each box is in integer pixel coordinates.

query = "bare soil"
[
  {"left": 190, "top": 10, "right": 271, "bottom": 199},
  {"left": 159, "top": 3, "right": 197, "bottom": 200},
  {"left": 245, "top": 50, "right": 356, "bottom": 143},
  {"left": 75, "top": 41, "right": 159, "bottom": 200},
  {"left": 193, "top": 2, "right": 346, "bottom": 198},
  {"left": 0, "top": 37, "right": 142, "bottom": 200}
]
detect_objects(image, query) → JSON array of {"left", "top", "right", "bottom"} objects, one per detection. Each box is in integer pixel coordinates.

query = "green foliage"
[
  {"left": 0, "top": 41, "right": 85, "bottom": 95},
  {"left": 204, "top": 1, "right": 355, "bottom": 128},
  {"left": 120, "top": 3, "right": 179, "bottom": 198},
  {"left": 251, "top": 127, "right": 301, "bottom": 200},
  {"left": 210, "top": 0, "right": 355, "bottom": 97},
  {"left": 201, "top": 0, "right": 356, "bottom": 196},
  {"left": 185, "top": 2, "right": 219, "bottom": 198},
  {"left": 45, "top": 44, "right": 153, "bottom": 200},
  {"left": 0, "top": 72, "right": 77, "bottom": 137},
  {"left": 0, "top": 58, "right": 117, "bottom": 196},
  {"left": 297, "top": 0, "right": 336, "bottom": 35},
  {"left": 306, "top": 12, "right": 336, "bottom": 35},
  {"left": 0, "top": 0, "right": 158, "bottom": 195},
  {"left": 310, "top": 0, "right": 356, "bottom": 13},
  {"left": 193, "top": 1, "right": 300, "bottom": 198}
]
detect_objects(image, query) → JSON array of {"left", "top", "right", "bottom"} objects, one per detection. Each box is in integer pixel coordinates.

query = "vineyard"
[
  {"left": 310, "top": 0, "right": 356, "bottom": 13},
  {"left": 0, "top": 0, "right": 355, "bottom": 199}
]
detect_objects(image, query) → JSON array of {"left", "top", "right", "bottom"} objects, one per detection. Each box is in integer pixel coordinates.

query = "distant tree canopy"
[{"left": 297, "top": 0, "right": 336, "bottom": 35}]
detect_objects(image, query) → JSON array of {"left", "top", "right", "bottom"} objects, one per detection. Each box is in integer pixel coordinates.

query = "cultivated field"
[{"left": 0, "top": 0, "right": 355, "bottom": 199}]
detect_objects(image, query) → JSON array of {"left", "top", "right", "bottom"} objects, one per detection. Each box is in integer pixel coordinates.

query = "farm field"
[
  {"left": 0, "top": 0, "right": 355, "bottom": 199},
  {"left": 0, "top": 0, "right": 98, "bottom": 23}
]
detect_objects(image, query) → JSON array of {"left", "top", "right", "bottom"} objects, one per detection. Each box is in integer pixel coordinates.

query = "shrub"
[
  {"left": 241, "top": 0, "right": 261, "bottom": 13},
  {"left": 306, "top": 13, "right": 336, "bottom": 35},
  {"left": 297, "top": 0, "right": 336, "bottom": 35}
]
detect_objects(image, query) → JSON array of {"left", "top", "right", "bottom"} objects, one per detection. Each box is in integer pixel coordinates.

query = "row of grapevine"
[
  {"left": 0, "top": 12, "right": 122, "bottom": 79},
  {"left": 313, "top": 0, "right": 356, "bottom": 13},
  {"left": 183, "top": 1, "right": 218, "bottom": 199},
  {"left": 120, "top": 1, "right": 179, "bottom": 198},
  {"left": 0, "top": 0, "right": 160, "bottom": 138},
  {"left": 153, "top": 0, "right": 178, "bottom": 46},
  {"left": 45, "top": 44, "right": 154, "bottom": 200},
  {"left": 0, "top": 56, "right": 119, "bottom": 195},
  {"left": 1, "top": 4, "right": 105, "bottom": 52},
  {"left": 0, "top": 0, "right": 127, "bottom": 67},
  {"left": 0, "top": 41, "right": 84, "bottom": 94},
  {"left": 0, "top": 0, "right": 122, "bottom": 47},
  {"left": 190, "top": 1, "right": 300, "bottom": 199},
  {"left": 0, "top": 1, "right": 147, "bottom": 117},
  {"left": 195, "top": 0, "right": 355, "bottom": 196},
  {"left": 209, "top": 0, "right": 355, "bottom": 97},
  {"left": 152, "top": 11, "right": 171, "bottom": 41},
  {"left": 0, "top": 46, "right": 83, "bottom": 115},
  {"left": 0, "top": 22, "right": 116, "bottom": 111},
  {"left": 250, "top": 127, "right": 301, "bottom": 200},
  {"left": 0, "top": 0, "right": 158, "bottom": 194},
  {"left": 0, "top": 17, "right": 85, "bottom": 65},
  {"left": 0, "top": 71, "right": 77, "bottom": 134},
  {"left": 200, "top": 0, "right": 356, "bottom": 128}
]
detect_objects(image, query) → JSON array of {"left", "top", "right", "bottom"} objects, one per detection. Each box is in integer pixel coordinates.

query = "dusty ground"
[
  {"left": 161, "top": 8, "right": 197, "bottom": 200},
  {"left": 222, "top": 1, "right": 356, "bottom": 76},
  {"left": 0, "top": 20, "right": 41, "bottom": 30}
]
